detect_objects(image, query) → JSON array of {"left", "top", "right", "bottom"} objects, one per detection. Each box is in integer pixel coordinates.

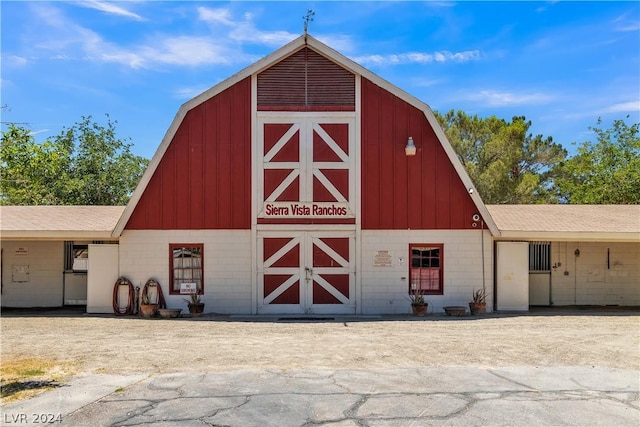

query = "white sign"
[
  {"left": 373, "top": 250, "right": 393, "bottom": 267},
  {"left": 180, "top": 282, "right": 197, "bottom": 294}
]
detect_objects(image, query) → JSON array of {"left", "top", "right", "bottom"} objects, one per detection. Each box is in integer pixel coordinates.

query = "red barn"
[
  {"left": 2, "top": 36, "right": 638, "bottom": 313},
  {"left": 113, "top": 34, "right": 498, "bottom": 315}
]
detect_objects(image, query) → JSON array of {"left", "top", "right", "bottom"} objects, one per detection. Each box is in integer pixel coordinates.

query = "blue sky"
[{"left": 2, "top": 1, "right": 639, "bottom": 158}]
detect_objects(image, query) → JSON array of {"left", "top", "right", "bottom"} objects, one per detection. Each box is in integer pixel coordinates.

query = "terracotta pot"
[
  {"left": 140, "top": 303, "right": 158, "bottom": 318},
  {"left": 188, "top": 303, "right": 205, "bottom": 317},
  {"left": 469, "top": 302, "right": 486, "bottom": 315},
  {"left": 411, "top": 303, "right": 428, "bottom": 317}
]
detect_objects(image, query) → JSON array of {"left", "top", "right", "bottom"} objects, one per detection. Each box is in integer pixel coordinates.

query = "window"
[
  {"left": 529, "top": 242, "right": 551, "bottom": 272},
  {"left": 64, "top": 242, "right": 89, "bottom": 272},
  {"left": 170, "top": 244, "right": 203, "bottom": 295},
  {"left": 409, "top": 244, "right": 443, "bottom": 295}
]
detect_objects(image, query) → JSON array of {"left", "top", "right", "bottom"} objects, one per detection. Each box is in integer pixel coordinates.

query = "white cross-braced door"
[{"left": 257, "top": 231, "right": 355, "bottom": 314}]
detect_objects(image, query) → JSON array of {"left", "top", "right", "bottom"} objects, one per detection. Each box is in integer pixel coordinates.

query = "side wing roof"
[{"left": 1, "top": 205, "right": 124, "bottom": 240}]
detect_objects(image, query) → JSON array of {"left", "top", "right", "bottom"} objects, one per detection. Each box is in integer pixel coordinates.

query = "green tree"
[
  {"left": 554, "top": 118, "right": 640, "bottom": 204},
  {"left": 1, "top": 115, "right": 148, "bottom": 205},
  {"left": 0, "top": 124, "right": 74, "bottom": 204},
  {"left": 435, "top": 110, "right": 567, "bottom": 204}
]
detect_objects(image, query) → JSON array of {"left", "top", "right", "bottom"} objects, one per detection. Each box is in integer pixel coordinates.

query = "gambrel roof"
[{"left": 112, "top": 34, "right": 499, "bottom": 236}]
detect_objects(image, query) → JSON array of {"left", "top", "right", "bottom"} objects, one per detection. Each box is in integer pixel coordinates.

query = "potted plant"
[
  {"left": 469, "top": 288, "right": 487, "bottom": 315},
  {"left": 139, "top": 293, "right": 158, "bottom": 318},
  {"left": 408, "top": 290, "right": 428, "bottom": 316},
  {"left": 183, "top": 291, "right": 205, "bottom": 317}
]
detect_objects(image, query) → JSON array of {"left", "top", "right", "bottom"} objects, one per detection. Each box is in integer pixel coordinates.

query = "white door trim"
[{"left": 257, "top": 230, "right": 356, "bottom": 314}]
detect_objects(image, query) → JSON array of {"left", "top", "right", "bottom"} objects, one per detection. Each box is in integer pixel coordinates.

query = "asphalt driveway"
[
  {"left": 2, "top": 366, "right": 638, "bottom": 426},
  {"left": 1, "top": 309, "right": 639, "bottom": 426}
]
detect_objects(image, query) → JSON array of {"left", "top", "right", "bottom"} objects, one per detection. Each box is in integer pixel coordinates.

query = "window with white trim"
[{"left": 409, "top": 244, "right": 444, "bottom": 295}]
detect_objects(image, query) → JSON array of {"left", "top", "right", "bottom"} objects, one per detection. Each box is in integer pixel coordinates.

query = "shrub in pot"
[
  {"left": 469, "top": 288, "right": 487, "bottom": 315},
  {"left": 183, "top": 291, "right": 205, "bottom": 317},
  {"left": 408, "top": 290, "right": 428, "bottom": 316}
]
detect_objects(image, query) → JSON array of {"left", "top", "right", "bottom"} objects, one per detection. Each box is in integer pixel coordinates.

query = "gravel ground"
[{"left": 1, "top": 310, "right": 638, "bottom": 374}]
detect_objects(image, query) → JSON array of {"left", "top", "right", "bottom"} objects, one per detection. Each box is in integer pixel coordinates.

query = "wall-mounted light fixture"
[
  {"left": 405, "top": 137, "right": 416, "bottom": 156},
  {"left": 574, "top": 249, "right": 580, "bottom": 257}
]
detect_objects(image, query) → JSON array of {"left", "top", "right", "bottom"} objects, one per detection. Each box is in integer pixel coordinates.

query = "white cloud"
[
  {"left": 95, "top": 49, "right": 144, "bottom": 68},
  {"left": 138, "top": 36, "right": 253, "bottom": 67},
  {"left": 197, "top": 7, "right": 234, "bottom": 26},
  {"left": 612, "top": 10, "right": 640, "bottom": 32},
  {"left": 314, "top": 35, "right": 354, "bottom": 53},
  {"left": 89, "top": 34, "right": 259, "bottom": 69},
  {"left": 76, "top": 1, "right": 145, "bottom": 21},
  {"left": 24, "top": 4, "right": 351, "bottom": 72},
  {"left": 602, "top": 101, "right": 640, "bottom": 113},
  {"left": 466, "top": 90, "right": 554, "bottom": 107},
  {"left": 615, "top": 22, "right": 640, "bottom": 32},
  {"left": 30, "top": 4, "right": 256, "bottom": 69},
  {"left": 198, "top": 6, "right": 297, "bottom": 47},
  {"left": 230, "top": 26, "right": 297, "bottom": 46},
  {"left": 352, "top": 50, "right": 480, "bottom": 66},
  {"left": 6, "top": 55, "right": 28, "bottom": 66}
]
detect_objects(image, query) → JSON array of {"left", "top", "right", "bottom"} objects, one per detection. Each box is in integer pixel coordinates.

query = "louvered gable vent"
[{"left": 258, "top": 47, "right": 355, "bottom": 110}]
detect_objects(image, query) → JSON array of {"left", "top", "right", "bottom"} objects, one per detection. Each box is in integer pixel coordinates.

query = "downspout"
[{"left": 481, "top": 220, "right": 486, "bottom": 296}]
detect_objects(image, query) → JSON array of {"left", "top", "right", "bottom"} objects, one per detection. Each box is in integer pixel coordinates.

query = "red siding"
[
  {"left": 361, "top": 78, "right": 480, "bottom": 230},
  {"left": 125, "top": 77, "right": 251, "bottom": 230}
]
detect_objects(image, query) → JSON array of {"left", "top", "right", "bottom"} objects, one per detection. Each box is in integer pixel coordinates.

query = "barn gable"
[
  {"left": 257, "top": 47, "right": 355, "bottom": 110},
  {"left": 361, "top": 78, "right": 481, "bottom": 229},
  {"left": 113, "top": 35, "right": 498, "bottom": 236},
  {"left": 125, "top": 78, "right": 251, "bottom": 230}
]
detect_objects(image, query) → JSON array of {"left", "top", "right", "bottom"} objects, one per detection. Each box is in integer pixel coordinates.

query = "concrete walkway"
[{"left": 2, "top": 366, "right": 638, "bottom": 426}]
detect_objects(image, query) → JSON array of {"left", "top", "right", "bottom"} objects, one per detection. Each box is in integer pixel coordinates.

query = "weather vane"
[{"left": 303, "top": 9, "right": 315, "bottom": 34}]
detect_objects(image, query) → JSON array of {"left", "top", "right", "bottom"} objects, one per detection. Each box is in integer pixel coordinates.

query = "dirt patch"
[
  {"left": 1, "top": 313, "right": 638, "bottom": 379},
  {"left": 0, "top": 358, "right": 77, "bottom": 405}
]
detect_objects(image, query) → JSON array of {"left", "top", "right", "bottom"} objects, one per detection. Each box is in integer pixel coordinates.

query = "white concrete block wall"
[
  {"left": 550, "top": 241, "right": 640, "bottom": 306},
  {"left": 0, "top": 241, "right": 64, "bottom": 307},
  {"left": 360, "top": 230, "right": 493, "bottom": 315},
  {"left": 119, "top": 230, "right": 252, "bottom": 314}
]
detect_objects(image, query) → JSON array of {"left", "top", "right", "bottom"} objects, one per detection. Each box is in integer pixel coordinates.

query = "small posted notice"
[
  {"left": 373, "top": 250, "right": 393, "bottom": 267},
  {"left": 180, "top": 282, "right": 197, "bottom": 294}
]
